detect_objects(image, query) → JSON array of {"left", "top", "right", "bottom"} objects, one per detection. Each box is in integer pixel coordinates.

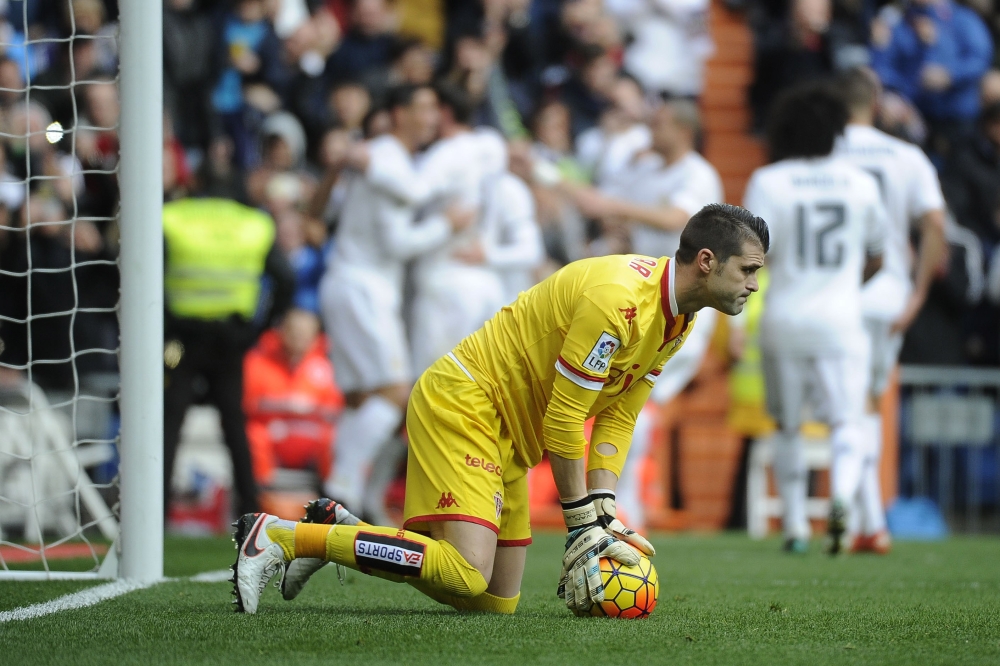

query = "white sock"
[
  {"left": 771, "top": 431, "right": 809, "bottom": 540},
  {"left": 362, "top": 435, "right": 407, "bottom": 525},
  {"left": 617, "top": 404, "right": 654, "bottom": 530},
  {"left": 325, "top": 395, "right": 403, "bottom": 512},
  {"left": 860, "top": 413, "right": 886, "bottom": 534},
  {"left": 830, "top": 421, "right": 865, "bottom": 507}
]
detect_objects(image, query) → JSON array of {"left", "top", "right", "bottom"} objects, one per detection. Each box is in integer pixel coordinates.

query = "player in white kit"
[
  {"left": 743, "top": 84, "right": 888, "bottom": 554},
  {"left": 572, "top": 99, "right": 724, "bottom": 258},
  {"left": 319, "top": 84, "right": 472, "bottom": 513},
  {"left": 833, "top": 68, "right": 947, "bottom": 554},
  {"left": 470, "top": 128, "right": 545, "bottom": 306},
  {"left": 409, "top": 83, "right": 540, "bottom": 375},
  {"left": 564, "top": 100, "right": 725, "bottom": 529}
]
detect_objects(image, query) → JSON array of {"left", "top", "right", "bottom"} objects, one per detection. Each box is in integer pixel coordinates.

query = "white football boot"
[
  {"left": 231, "top": 513, "right": 289, "bottom": 614},
  {"left": 281, "top": 498, "right": 361, "bottom": 601}
]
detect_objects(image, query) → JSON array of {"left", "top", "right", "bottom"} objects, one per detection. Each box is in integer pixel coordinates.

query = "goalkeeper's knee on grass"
[{"left": 274, "top": 521, "right": 489, "bottom": 599}]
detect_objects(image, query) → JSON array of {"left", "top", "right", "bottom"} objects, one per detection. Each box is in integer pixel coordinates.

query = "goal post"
[{"left": 118, "top": 0, "right": 164, "bottom": 582}]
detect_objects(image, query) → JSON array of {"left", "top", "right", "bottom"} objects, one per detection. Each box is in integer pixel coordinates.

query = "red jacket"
[{"left": 243, "top": 330, "right": 343, "bottom": 484}]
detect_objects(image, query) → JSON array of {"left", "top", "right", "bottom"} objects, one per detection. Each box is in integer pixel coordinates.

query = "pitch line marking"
[
  {"left": 1, "top": 569, "right": 236, "bottom": 623},
  {"left": 188, "top": 569, "right": 233, "bottom": 583},
  {"left": 0, "top": 579, "right": 151, "bottom": 623}
]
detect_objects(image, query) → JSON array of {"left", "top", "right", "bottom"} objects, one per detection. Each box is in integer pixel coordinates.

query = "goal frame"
[{"left": 0, "top": 0, "right": 164, "bottom": 582}]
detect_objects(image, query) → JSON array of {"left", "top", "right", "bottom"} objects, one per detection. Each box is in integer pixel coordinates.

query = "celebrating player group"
[{"left": 230, "top": 68, "right": 938, "bottom": 616}]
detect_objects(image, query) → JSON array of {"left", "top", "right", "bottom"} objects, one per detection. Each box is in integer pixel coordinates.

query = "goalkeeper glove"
[
  {"left": 592, "top": 490, "right": 656, "bottom": 557},
  {"left": 556, "top": 496, "right": 640, "bottom": 611}
]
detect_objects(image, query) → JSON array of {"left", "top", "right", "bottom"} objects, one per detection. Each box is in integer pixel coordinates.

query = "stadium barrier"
[{"left": 898, "top": 365, "right": 1000, "bottom": 533}]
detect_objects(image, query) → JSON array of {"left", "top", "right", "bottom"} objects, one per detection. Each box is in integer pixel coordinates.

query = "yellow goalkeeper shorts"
[{"left": 403, "top": 353, "right": 532, "bottom": 547}]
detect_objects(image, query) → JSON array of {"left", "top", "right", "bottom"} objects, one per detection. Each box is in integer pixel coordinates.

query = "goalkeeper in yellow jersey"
[{"left": 230, "top": 203, "right": 768, "bottom": 615}]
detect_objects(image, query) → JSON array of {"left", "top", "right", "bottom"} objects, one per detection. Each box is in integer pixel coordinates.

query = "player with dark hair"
[
  {"left": 766, "top": 83, "right": 850, "bottom": 163},
  {"left": 833, "top": 67, "right": 946, "bottom": 554},
  {"left": 744, "top": 83, "right": 888, "bottom": 555},
  {"left": 231, "top": 203, "right": 767, "bottom": 616}
]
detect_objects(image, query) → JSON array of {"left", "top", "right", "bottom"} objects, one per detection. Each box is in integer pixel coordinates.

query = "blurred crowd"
[{"left": 2, "top": 0, "right": 1000, "bottom": 494}]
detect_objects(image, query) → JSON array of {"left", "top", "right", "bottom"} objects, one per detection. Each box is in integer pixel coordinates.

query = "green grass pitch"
[{"left": 1, "top": 533, "right": 999, "bottom": 665}]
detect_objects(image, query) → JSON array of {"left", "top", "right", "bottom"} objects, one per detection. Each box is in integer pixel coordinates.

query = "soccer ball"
[{"left": 574, "top": 555, "right": 658, "bottom": 619}]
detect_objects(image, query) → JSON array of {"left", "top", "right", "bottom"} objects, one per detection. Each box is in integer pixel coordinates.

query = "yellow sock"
[
  {"left": 264, "top": 519, "right": 297, "bottom": 560},
  {"left": 266, "top": 519, "right": 374, "bottom": 561},
  {"left": 452, "top": 591, "right": 520, "bottom": 614},
  {"left": 294, "top": 523, "right": 330, "bottom": 559},
  {"left": 318, "top": 524, "right": 487, "bottom": 598},
  {"left": 409, "top": 582, "right": 520, "bottom": 615}
]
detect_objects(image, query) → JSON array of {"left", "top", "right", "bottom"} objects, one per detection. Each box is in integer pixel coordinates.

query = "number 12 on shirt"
[{"left": 796, "top": 202, "right": 845, "bottom": 269}]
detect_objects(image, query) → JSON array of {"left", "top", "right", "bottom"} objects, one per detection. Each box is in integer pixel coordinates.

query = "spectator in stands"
[
  {"left": 32, "top": 35, "right": 106, "bottom": 131},
  {"left": 77, "top": 78, "right": 120, "bottom": 220},
  {"left": 0, "top": 56, "right": 24, "bottom": 113},
  {"left": 981, "top": 68, "right": 1000, "bottom": 106},
  {"left": 442, "top": 23, "right": 527, "bottom": 137},
  {"left": 193, "top": 135, "right": 248, "bottom": 203},
  {"left": 246, "top": 111, "right": 313, "bottom": 209},
  {"left": 164, "top": 0, "right": 217, "bottom": 155},
  {"left": 4, "top": 102, "right": 83, "bottom": 208},
  {"left": 530, "top": 99, "right": 589, "bottom": 183},
  {"left": 575, "top": 74, "right": 651, "bottom": 185},
  {"left": 0, "top": 193, "right": 119, "bottom": 391},
  {"left": 211, "top": 0, "right": 293, "bottom": 168},
  {"left": 324, "top": 0, "right": 397, "bottom": 90},
  {"left": 308, "top": 124, "right": 355, "bottom": 229},
  {"left": 871, "top": 0, "right": 993, "bottom": 151},
  {"left": 606, "top": 0, "right": 714, "bottom": 99},
  {"left": 327, "top": 79, "right": 372, "bottom": 136},
  {"left": 275, "top": 207, "right": 326, "bottom": 314},
  {"left": 243, "top": 308, "right": 343, "bottom": 489},
  {"left": 749, "top": 0, "right": 837, "bottom": 130},
  {"left": 560, "top": 46, "right": 618, "bottom": 136},
  {"left": 942, "top": 102, "right": 1000, "bottom": 243}
]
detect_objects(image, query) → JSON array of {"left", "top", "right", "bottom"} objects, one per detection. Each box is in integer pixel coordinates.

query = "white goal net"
[{"left": 0, "top": 0, "right": 159, "bottom": 580}]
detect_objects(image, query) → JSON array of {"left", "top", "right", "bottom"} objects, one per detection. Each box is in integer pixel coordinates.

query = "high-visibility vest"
[
  {"left": 163, "top": 198, "right": 275, "bottom": 320},
  {"left": 728, "top": 267, "right": 776, "bottom": 437}
]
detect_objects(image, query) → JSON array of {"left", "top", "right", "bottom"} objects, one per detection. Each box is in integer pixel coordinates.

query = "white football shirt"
[
  {"left": 744, "top": 156, "right": 887, "bottom": 355},
  {"left": 603, "top": 150, "right": 723, "bottom": 258},
  {"left": 834, "top": 124, "right": 945, "bottom": 318},
  {"left": 330, "top": 134, "right": 451, "bottom": 292}
]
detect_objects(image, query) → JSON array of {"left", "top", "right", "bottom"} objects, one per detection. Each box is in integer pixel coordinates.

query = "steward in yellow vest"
[{"left": 162, "top": 198, "right": 295, "bottom": 518}]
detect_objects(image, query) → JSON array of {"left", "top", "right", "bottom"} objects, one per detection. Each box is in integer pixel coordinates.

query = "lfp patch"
[
  {"left": 583, "top": 332, "right": 621, "bottom": 373},
  {"left": 494, "top": 491, "right": 504, "bottom": 519},
  {"left": 354, "top": 532, "right": 426, "bottom": 577}
]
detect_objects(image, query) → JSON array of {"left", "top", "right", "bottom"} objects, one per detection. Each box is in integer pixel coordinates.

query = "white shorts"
[
  {"left": 319, "top": 265, "right": 410, "bottom": 393},
  {"left": 762, "top": 350, "right": 869, "bottom": 433},
  {"left": 410, "top": 264, "right": 506, "bottom": 376},
  {"left": 863, "top": 317, "right": 902, "bottom": 398},
  {"left": 862, "top": 271, "right": 908, "bottom": 322}
]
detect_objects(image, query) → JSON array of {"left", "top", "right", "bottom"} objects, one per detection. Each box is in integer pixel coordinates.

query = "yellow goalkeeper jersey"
[{"left": 452, "top": 254, "right": 696, "bottom": 473}]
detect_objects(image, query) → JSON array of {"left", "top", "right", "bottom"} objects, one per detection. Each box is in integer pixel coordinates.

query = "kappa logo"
[
  {"left": 619, "top": 307, "right": 637, "bottom": 324},
  {"left": 494, "top": 491, "right": 504, "bottom": 519},
  {"left": 436, "top": 492, "right": 460, "bottom": 509},
  {"left": 583, "top": 332, "right": 621, "bottom": 372}
]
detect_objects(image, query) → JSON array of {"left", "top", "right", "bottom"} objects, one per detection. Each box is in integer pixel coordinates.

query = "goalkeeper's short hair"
[{"left": 675, "top": 203, "right": 769, "bottom": 265}]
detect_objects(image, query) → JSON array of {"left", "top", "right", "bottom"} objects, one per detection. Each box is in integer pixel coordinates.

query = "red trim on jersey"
[
  {"left": 556, "top": 356, "right": 605, "bottom": 383},
  {"left": 659, "top": 260, "right": 687, "bottom": 350},
  {"left": 648, "top": 368, "right": 661, "bottom": 377},
  {"left": 403, "top": 514, "right": 500, "bottom": 535},
  {"left": 496, "top": 538, "right": 533, "bottom": 547}
]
